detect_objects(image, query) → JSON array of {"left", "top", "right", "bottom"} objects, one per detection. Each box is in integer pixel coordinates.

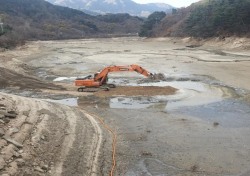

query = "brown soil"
[{"left": 94, "top": 86, "right": 177, "bottom": 97}]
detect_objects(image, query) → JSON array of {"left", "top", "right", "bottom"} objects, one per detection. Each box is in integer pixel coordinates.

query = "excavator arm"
[{"left": 94, "top": 64, "right": 153, "bottom": 85}]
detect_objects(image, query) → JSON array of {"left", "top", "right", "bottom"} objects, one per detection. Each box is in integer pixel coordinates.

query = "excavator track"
[
  {"left": 77, "top": 86, "right": 111, "bottom": 92},
  {"left": 107, "top": 84, "right": 116, "bottom": 88}
]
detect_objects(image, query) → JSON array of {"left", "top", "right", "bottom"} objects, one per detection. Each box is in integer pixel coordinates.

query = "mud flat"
[
  {"left": 0, "top": 37, "right": 250, "bottom": 175},
  {"left": 94, "top": 86, "right": 177, "bottom": 97}
]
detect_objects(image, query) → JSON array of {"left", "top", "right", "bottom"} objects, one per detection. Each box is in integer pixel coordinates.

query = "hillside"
[
  {"left": 46, "top": 0, "right": 173, "bottom": 17},
  {"left": 0, "top": 0, "right": 143, "bottom": 48},
  {"left": 145, "top": 0, "right": 250, "bottom": 38}
]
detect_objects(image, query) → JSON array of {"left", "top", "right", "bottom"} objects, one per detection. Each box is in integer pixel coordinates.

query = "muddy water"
[{"left": 107, "top": 75, "right": 241, "bottom": 111}]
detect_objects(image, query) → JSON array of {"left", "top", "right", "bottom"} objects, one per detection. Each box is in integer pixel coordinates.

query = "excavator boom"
[{"left": 94, "top": 64, "right": 152, "bottom": 85}]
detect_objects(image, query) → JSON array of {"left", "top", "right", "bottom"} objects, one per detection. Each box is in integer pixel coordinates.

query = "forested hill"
[
  {"left": 0, "top": 0, "right": 143, "bottom": 48},
  {"left": 142, "top": 0, "right": 250, "bottom": 38},
  {"left": 46, "top": 0, "right": 173, "bottom": 17}
]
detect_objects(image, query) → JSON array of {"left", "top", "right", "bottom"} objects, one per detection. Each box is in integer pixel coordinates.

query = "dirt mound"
[
  {"left": 0, "top": 67, "right": 63, "bottom": 90},
  {"left": 136, "top": 73, "right": 167, "bottom": 84},
  {"left": 94, "top": 86, "right": 177, "bottom": 97},
  {"left": 151, "top": 73, "right": 166, "bottom": 81}
]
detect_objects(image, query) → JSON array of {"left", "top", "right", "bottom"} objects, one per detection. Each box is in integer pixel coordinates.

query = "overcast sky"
[{"left": 132, "top": 0, "right": 200, "bottom": 7}]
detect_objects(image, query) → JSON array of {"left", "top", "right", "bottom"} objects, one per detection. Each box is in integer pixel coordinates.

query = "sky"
[{"left": 132, "top": 0, "right": 200, "bottom": 7}]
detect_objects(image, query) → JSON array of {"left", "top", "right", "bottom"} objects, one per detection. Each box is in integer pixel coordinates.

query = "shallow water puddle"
[
  {"left": 177, "top": 99, "right": 250, "bottom": 128},
  {"left": 53, "top": 77, "right": 77, "bottom": 82},
  {"left": 110, "top": 97, "right": 160, "bottom": 109},
  {"left": 109, "top": 80, "right": 229, "bottom": 111}
]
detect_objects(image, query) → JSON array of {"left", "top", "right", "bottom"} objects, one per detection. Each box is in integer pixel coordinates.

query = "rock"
[
  {"left": 6, "top": 158, "right": 13, "bottom": 163},
  {"left": 0, "top": 107, "right": 6, "bottom": 110},
  {"left": 10, "top": 127, "right": 19, "bottom": 134},
  {"left": 2, "top": 118, "right": 10, "bottom": 123},
  {"left": 4, "top": 112, "right": 17, "bottom": 119},
  {"left": 35, "top": 166, "right": 44, "bottom": 173},
  {"left": 22, "top": 111, "right": 30, "bottom": 116},
  {"left": 0, "top": 139, "right": 7, "bottom": 149},
  {"left": 0, "top": 156, "right": 6, "bottom": 170},
  {"left": 0, "top": 114, "right": 5, "bottom": 119},
  {"left": 0, "top": 110, "right": 6, "bottom": 115},
  {"left": 13, "top": 145, "right": 19, "bottom": 151},
  {"left": 14, "top": 151, "right": 21, "bottom": 158},
  {"left": 0, "top": 119, "right": 5, "bottom": 124},
  {"left": 16, "top": 158, "right": 25, "bottom": 166},
  {"left": 32, "top": 162, "right": 38, "bottom": 166},
  {"left": 40, "top": 135, "right": 45, "bottom": 140},
  {"left": 0, "top": 128, "right": 5, "bottom": 137},
  {"left": 41, "top": 164, "right": 49, "bottom": 170},
  {"left": 3, "top": 135, "right": 23, "bottom": 148},
  {"left": 8, "top": 111, "right": 17, "bottom": 115},
  {"left": 213, "top": 122, "right": 219, "bottom": 127},
  {"left": 141, "top": 151, "right": 152, "bottom": 156}
]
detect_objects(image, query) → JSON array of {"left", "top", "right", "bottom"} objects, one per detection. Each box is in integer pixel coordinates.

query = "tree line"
[
  {"left": 140, "top": 0, "right": 250, "bottom": 38},
  {"left": 0, "top": 0, "right": 143, "bottom": 49}
]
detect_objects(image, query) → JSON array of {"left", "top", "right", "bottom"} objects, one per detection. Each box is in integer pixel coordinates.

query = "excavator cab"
[{"left": 94, "top": 72, "right": 99, "bottom": 79}]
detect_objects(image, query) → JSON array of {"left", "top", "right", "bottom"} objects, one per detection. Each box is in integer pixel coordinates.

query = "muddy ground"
[{"left": 0, "top": 37, "right": 250, "bottom": 176}]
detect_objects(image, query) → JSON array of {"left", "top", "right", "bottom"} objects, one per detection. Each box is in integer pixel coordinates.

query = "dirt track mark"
[
  {"left": 0, "top": 92, "right": 103, "bottom": 176},
  {"left": 83, "top": 111, "right": 103, "bottom": 176},
  {"left": 84, "top": 111, "right": 117, "bottom": 176}
]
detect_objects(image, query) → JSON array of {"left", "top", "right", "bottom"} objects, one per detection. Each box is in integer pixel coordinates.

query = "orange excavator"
[{"left": 75, "top": 64, "right": 153, "bottom": 92}]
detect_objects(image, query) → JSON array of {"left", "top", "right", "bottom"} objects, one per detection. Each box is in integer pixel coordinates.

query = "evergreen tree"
[{"left": 139, "top": 11, "right": 166, "bottom": 37}]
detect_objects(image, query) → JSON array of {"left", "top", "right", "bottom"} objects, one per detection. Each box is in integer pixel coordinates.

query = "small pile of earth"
[
  {"left": 151, "top": 73, "right": 166, "bottom": 81},
  {"left": 138, "top": 73, "right": 167, "bottom": 84},
  {"left": 94, "top": 86, "right": 177, "bottom": 98}
]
